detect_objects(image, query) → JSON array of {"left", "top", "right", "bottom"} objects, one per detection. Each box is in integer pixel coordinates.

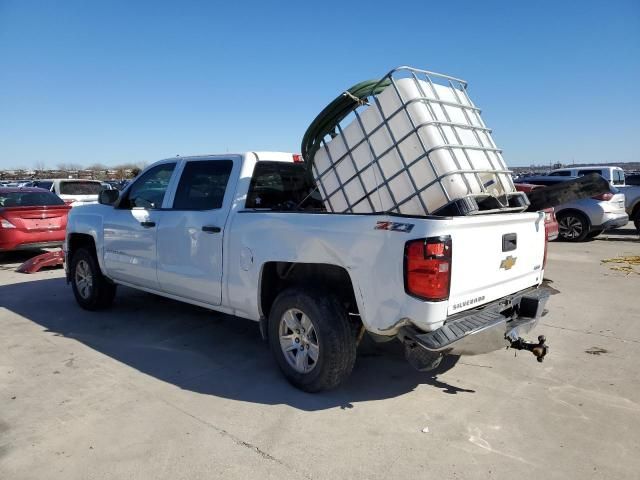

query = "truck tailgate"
[{"left": 446, "top": 212, "right": 546, "bottom": 316}]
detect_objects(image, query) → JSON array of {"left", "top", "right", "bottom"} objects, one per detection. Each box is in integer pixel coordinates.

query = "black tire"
[
  {"left": 586, "top": 229, "right": 603, "bottom": 239},
  {"left": 70, "top": 247, "right": 116, "bottom": 310},
  {"left": 557, "top": 211, "right": 590, "bottom": 242},
  {"left": 268, "top": 287, "right": 357, "bottom": 392},
  {"left": 633, "top": 208, "right": 640, "bottom": 233}
]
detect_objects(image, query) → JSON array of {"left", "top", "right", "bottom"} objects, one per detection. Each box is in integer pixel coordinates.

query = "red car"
[
  {"left": 515, "top": 183, "right": 559, "bottom": 241},
  {"left": 0, "top": 187, "right": 71, "bottom": 252}
]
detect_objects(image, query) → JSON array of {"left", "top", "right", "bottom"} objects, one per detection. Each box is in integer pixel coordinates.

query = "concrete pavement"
[{"left": 1, "top": 225, "right": 639, "bottom": 479}]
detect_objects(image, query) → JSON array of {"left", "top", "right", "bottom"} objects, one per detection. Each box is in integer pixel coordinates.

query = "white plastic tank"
[{"left": 312, "top": 76, "right": 516, "bottom": 215}]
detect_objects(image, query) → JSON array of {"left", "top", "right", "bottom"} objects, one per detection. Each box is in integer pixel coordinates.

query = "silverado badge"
[{"left": 500, "top": 255, "right": 517, "bottom": 270}]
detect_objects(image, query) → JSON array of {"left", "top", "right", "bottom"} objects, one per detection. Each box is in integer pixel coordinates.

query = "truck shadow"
[{"left": 0, "top": 277, "right": 474, "bottom": 411}]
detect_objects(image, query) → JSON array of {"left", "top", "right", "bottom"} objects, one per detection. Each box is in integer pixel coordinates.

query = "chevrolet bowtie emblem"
[{"left": 500, "top": 255, "right": 517, "bottom": 270}]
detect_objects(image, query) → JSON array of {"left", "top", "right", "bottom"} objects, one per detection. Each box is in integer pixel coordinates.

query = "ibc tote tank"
[{"left": 305, "top": 66, "right": 528, "bottom": 216}]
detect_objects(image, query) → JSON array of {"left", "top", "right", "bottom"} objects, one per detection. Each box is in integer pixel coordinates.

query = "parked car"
[
  {"left": 0, "top": 187, "right": 71, "bottom": 252},
  {"left": 549, "top": 166, "right": 626, "bottom": 186},
  {"left": 514, "top": 184, "right": 559, "bottom": 241},
  {"left": 549, "top": 166, "right": 640, "bottom": 233},
  {"left": 515, "top": 176, "right": 628, "bottom": 241},
  {"left": 65, "top": 152, "right": 551, "bottom": 392},
  {"left": 25, "top": 179, "right": 105, "bottom": 206},
  {"left": 626, "top": 173, "right": 640, "bottom": 186}
]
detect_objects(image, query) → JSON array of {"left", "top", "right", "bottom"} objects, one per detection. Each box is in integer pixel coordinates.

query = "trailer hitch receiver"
[{"left": 509, "top": 335, "right": 549, "bottom": 362}]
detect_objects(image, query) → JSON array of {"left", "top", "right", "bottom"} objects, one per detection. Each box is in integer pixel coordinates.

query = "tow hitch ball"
[{"left": 509, "top": 335, "right": 549, "bottom": 362}]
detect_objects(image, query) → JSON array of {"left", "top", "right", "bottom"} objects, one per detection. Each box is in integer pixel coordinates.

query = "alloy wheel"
[
  {"left": 75, "top": 259, "right": 94, "bottom": 299},
  {"left": 278, "top": 308, "right": 320, "bottom": 374},
  {"left": 559, "top": 215, "right": 584, "bottom": 239}
]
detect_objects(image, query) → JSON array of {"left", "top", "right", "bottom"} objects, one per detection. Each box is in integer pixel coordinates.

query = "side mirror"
[{"left": 99, "top": 189, "right": 120, "bottom": 206}]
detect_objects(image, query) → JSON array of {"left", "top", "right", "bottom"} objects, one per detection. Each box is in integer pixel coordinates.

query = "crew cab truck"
[{"left": 65, "top": 152, "right": 551, "bottom": 392}]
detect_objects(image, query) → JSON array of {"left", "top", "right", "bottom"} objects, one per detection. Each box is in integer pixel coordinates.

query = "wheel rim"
[
  {"left": 278, "top": 308, "right": 319, "bottom": 374},
  {"left": 559, "top": 215, "right": 583, "bottom": 239},
  {"left": 75, "top": 259, "right": 94, "bottom": 299}
]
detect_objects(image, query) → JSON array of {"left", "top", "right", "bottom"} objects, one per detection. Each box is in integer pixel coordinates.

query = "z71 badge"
[{"left": 374, "top": 221, "right": 414, "bottom": 233}]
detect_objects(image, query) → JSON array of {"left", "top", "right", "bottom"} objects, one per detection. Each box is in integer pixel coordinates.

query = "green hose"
[{"left": 301, "top": 78, "right": 391, "bottom": 172}]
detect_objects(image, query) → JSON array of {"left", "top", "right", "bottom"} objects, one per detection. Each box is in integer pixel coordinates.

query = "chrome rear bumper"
[{"left": 398, "top": 286, "right": 551, "bottom": 356}]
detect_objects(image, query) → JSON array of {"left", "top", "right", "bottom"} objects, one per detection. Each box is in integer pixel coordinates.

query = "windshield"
[
  {"left": 59, "top": 181, "right": 103, "bottom": 195},
  {"left": 0, "top": 191, "right": 65, "bottom": 207}
]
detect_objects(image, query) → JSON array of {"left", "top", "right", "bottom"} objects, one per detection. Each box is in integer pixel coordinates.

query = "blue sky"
[{"left": 1, "top": 0, "right": 639, "bottom": 169}]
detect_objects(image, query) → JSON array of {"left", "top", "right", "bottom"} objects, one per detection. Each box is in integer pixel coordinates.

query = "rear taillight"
[
  {"left": 0, "top": 218, "right": 16, "bottom": 229},
  {"left": 592, "top": 192, "right": 613, "bottom": 201},
  {"left": 292, "top": 154, "right": 303, "bottom": 163},
  {"left": 404, "top": 236, "right": 452, "bottom": 301}
]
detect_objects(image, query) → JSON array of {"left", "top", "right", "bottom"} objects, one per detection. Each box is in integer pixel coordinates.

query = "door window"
[
  {"left": 173, "top": 160, "right": 233, "bottom": 210},
  {"left": 120, "top": 163, "right": 176, "bottom": 209}
]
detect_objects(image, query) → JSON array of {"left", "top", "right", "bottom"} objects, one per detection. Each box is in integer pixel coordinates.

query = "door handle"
[
  {"left": 202, "top": 225, "right": 221, "bottom": 233},
  {"left": 140, "top": 221, "right": 156, "bottom": 228}
]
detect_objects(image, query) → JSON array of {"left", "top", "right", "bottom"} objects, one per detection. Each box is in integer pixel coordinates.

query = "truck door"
[
  {"left": 103, "top": 162, "right": 177, "bottom": 288},
  {"left": 156, "top": 158, "right": 235, "bottom": 305}
]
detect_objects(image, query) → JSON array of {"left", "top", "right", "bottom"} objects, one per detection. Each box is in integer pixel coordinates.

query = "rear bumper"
[
  {"left": 398, "top": 286, "right": 550, "bottom": 356},
  {"left": 0, "top": 228, "right": 65, "bottom": 252},
  {"left": 0, "top": 240, "right": 63, "bottom": 252},
  {"left": 593, "top": 213, "right": 629, "bottom": 231}
]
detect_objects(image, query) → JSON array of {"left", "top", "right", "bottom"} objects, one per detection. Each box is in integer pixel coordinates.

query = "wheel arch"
[
  {"left": 66, "top": 233, "right": 101, "bottom": 280},
  {"left": 555, "top": 208, "right": 592, "bottom": 229},
  {"left": 258, "top": 262, "right": 362, "bottom": 324}
]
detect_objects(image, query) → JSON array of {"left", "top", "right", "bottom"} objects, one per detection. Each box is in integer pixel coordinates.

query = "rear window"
[
  {"left": 34, "top": 181, "right": 53, "bottom": 190},
  {"left": 59, "top": 181, "right": 103, "bottom": 195},
  {"left": 246, "top": 162, "right": 324, "bottom": 210},
  {"left": 173, "top": 160, "right": 234, "bottom": 210},
  {"left": 0, "top": 191, "right": 65, "bottom": 207}
]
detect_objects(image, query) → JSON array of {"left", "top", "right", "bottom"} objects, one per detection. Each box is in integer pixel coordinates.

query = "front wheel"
[
  {"left": 268, "top": 287, "right": 357, "bottom": 392},
  {"left": 70, "top": 247, "right": 117, "bottom": 310},
  {"left": 557, "top": 212, "right": 590, "bottom": 242}
]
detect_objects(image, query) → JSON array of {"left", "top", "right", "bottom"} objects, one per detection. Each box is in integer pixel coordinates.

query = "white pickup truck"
[{"left": 65, "top": 152, "right": 551, "bottom": 392}]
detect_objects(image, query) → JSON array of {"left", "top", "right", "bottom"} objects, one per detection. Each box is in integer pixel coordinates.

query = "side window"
[
  {"left": 577, "top": 169, "right": 601, "bottom": 177},
  {"left": 172, "top": 160, "right": 233, "bottom": 210},
  {"left": 613, "top": 170, "right": 625, "bottom": 185},
  {"left": 121, "top": 163, "right": 176, "bottom": 209},
  {"left": 549, "top": 171, "right": 571, "bottom": 177}
]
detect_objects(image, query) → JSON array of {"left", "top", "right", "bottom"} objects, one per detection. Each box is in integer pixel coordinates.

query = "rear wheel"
[
  {"left": 268, "top": 287, "right": 357, "bottom": 392},
  {"left": 633, "top": 208, "right": 640, "bottom": 233},
  {"left": 71, "top": 247, "right": 116, "bottom": 310},
  {"left": 557, "top": 212, "right": 590, "bottom": 242}
]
